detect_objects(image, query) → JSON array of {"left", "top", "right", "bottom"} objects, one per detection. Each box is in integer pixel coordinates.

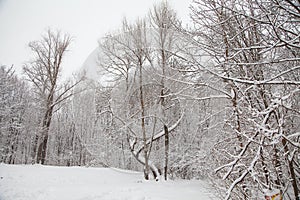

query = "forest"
[{"left": 0, "top": 0, "right": 299, "bottom": 199}]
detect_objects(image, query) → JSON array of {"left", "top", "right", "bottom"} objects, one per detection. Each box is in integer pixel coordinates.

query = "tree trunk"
[
  {"left": 36, "top": 105, "right": 53, "bottom": 164},
  {"left": 36, "top": 134, "right": 49, "bottom": 164},
  {"left": 164, "top": 125, "right": 169, "bottom": 180},
  {"left": 31, "top": 134, "right": 39, "bottom": 163},
  {"left": 139, "top": 58, "right": 149, "bottom": 180}
]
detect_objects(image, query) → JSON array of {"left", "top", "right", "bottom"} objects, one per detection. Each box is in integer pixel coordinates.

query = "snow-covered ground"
[{"left": 0, "top": 164, "right": 216, "bottom": 200}]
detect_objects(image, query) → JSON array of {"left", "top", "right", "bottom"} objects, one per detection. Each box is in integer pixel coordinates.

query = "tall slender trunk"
[
  {"left": 31, "top": 134, "right": 39, "bottom": 163},
  {"left": 161, "top": 48, "right": 169, "bottom": 180},
  {"left": 139, "top": 57, "right": 149, "bottom": 180},
  {"left": 164, "top": 125, "right": 169, "bottom": 180}
]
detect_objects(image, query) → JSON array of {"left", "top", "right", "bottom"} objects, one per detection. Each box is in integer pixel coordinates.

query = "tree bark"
[
  {"left": 164, "top": 125, "right": 169, "bottom": 180},
  {"left": 138, "top": 57, "right": 149, "bottom": 180}
]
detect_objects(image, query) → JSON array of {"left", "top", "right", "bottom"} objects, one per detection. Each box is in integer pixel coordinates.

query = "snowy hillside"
[
  {"left": 81, "top": 47, "right": 115, "bottom": 86},
  {"left": 81, "top": 48, "right": 100, "bottom": 81},
  {"left": 0, "top": 164, "right": 216, "bottom": 200}
]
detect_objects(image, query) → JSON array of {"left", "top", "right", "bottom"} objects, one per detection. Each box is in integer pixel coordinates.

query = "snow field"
[{"left": 0, "top": 164, "right": 215, "bottom": 200}]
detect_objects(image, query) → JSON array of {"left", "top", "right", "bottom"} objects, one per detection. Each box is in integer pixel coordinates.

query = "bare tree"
[
  {"left": 127, "top": 18, "right": 153, "bottom": 180},
  {"left": 149, "top": 1, "right": 178, "bottom": 181},
  {"left": 99, "top": 18, "right": 154, "bottom": 179},
  {"left": 23, "top": 29, "right": 82, "bottom": 165},
  {"left": 97, "top": 2, "right": 187, "bottom": 180}
]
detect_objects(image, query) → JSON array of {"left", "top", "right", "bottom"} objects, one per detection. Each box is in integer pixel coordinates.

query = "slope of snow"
[
  {"left": 80, "top": 47, "right": 116, "bottom": 86},
  {"left": 81, "top": 48, "right": 101, "bottom": 81},
  {"left": 0, "top": 164, "right": 216, "bottom": 200}
]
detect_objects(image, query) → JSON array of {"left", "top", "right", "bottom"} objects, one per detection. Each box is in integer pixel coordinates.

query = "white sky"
[{"left": 0, "top": 0, "right": 192, "bottom": 78}]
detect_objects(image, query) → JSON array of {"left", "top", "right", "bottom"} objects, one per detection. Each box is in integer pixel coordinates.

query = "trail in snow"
[{"left": 0, "top": 164, "right": 216, "bottom": 200}]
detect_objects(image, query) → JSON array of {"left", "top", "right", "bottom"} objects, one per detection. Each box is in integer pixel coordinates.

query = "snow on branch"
[
  {"left": 224, "top": 144, "right": 262, "bottom": 200},
  {"left": 136, "top": 111, "right": 184, "bottom": 156},
  {"left": 215, "top": 132, "right": 259, "bottom": 180}
]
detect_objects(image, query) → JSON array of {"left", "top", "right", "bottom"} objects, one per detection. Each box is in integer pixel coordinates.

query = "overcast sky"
[{"left": 0, "top": 0, "right": 192, "bottom": 78}]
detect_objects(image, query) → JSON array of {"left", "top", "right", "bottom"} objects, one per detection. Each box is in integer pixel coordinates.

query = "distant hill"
[{"left": 81, "top": 47, "right": 114, "bottom": 86}]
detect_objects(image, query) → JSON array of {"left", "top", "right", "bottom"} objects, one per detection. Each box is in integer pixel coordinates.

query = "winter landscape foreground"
[{"left": 0, "top": 164, "right": 216, "bottom": 200}]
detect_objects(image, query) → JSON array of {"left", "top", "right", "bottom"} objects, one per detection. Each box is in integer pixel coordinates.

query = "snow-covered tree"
[
  {"left": 0, "top": 65, "right": 30, "bottom": 164},
  {"left": 23, "top": 29, "right": 82, "bottom": 164},
  {"left": 189, "top": 0, "right": 300, "bottom": 198}
]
